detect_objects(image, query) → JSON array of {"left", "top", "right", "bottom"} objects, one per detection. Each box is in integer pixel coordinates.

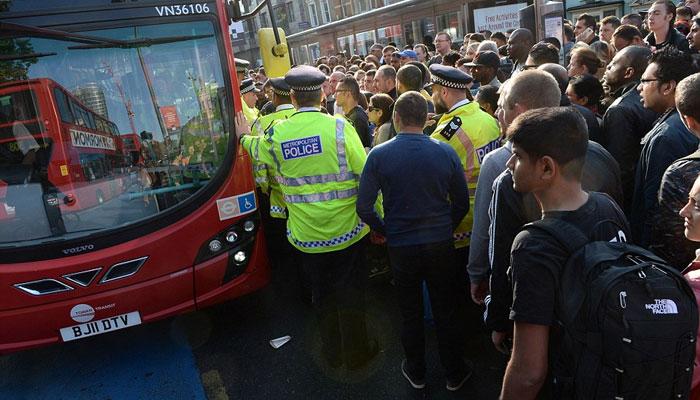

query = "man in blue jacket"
[
  {"left": 631, "top": 47, "right": 698, "bottom": 246},
  {"left": 652, "top": 73, "right": 700, "bottom": 269},
  {"left": 357, "top": 92, "right": 472, "bottom": 392}
]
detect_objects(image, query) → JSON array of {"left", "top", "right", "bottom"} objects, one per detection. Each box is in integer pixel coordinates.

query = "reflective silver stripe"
[
  {"left": 241, "top": 136, "right": 253, "bottom": 155},
  {"left": 252, "top": 118, "right": 262, "bottom": 136},
  {"left": 254, "top": 134, "right": 260, "bottom": 160},
  {"left": 253, "top": 164, "right": 267, "bottom": 172},
  {"left": 284, "top": 188, "right": 357, "bottom": 203},
  {"left": 268, "top": 128, "right": 283, "bottom": 174},
  {"left": 255, "top": 177, "right": 268, "bottom": 184},
  {"left": 335, "top": 118, "right": 347, "bottom": 173},
  {"left": 276, "top": 172, "right": 357, "bottom": 186}
]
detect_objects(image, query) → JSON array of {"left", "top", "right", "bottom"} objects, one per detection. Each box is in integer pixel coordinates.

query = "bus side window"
[
  {"left": 53, "top": 88, "right": 74, "bottom": 124},
  {"left": 80, "top": 109, "right": 89, "bottom": 128},
  {"left": 85, "top": 109, "right": 96, "bottom": 130},
  {"left": 96, "top": 118, "right": 105, "bottom": 133},
  {"left": 109, "top": 122, "right": 119, "bottom": 135},
  {"left": 70, "top": 100, "right": 85, "bottom": 127},
  {"left": 0, "top": 95, "right": 11, "bottom": 124}
]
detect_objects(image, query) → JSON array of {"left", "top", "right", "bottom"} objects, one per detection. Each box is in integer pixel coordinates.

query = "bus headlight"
[
  {"left": 208, "top": 240, "right": 223, "bottom": 252},
  {"left": 225, "top": 231, "right": 238, "bottom": 243},
  {"left": 195, "top": 215, "right": 260, "bottom": 266},
  {"left": 243, "top": 220, "right": 255, "bottom": 232},
  {"left": 233, "top": 251, "right": 246, "bottom": 264}
]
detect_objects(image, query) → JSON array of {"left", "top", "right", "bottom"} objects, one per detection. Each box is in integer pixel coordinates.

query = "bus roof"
[{"left": 0, "top": 78, "right": 55, "bottom": 91}]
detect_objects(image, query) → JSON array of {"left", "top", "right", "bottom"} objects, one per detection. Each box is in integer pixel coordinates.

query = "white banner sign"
[
  {"left": 70, "top": 129, "right": 116, "bottom": 151},
  {"left": 229, "top": 21, "right": 244, "bottom": 39},
  {"left": 473, "top": 3, "right": 526, "bottom": 33}
]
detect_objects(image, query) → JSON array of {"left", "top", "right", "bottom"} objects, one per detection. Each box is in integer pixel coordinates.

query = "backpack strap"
[
  {"left": 524, "top": 218, "right": 590, "bottom": 330},
  {"left": 524, "top": 218, "right": 589, "bottom": 254}
]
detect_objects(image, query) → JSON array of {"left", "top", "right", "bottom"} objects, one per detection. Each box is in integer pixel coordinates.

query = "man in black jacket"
[
  {"left": 631, "top": 47, "right": 698, "bottom": 246},
  {"left": 644, "top": 0, "right": 690, "bottom": 52},
  {"left": 601, "top": 46, "right": 659, "bottom": 213},
  {"left": 652, "top": 73, "right": 700, "bottom": 269}
]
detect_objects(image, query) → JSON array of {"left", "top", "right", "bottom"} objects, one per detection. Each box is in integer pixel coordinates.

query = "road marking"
[
  {"left": 201, "top": 369, "right": 229, "bottom": 400},
  {"left": 0, "top": 321, "right": 207, "bottom": 399}
]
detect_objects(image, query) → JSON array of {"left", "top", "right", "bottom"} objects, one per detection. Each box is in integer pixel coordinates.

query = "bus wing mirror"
[{"left": 227, "top": 0, "right": 268, "bottom": 23}]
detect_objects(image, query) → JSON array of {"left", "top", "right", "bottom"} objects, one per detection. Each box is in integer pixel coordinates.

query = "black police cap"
[
  {"left": 240, "top": 78, "right": 259, "bottom": 95},
  {"left": 234, "top": 58, "right": 250, "bottom": 73},
  {"left": 269, "top": 77, "right": 291, "bottom": 97},
  {"left": 427, "top": 64, "right": 473, "bottom": 90},
  {"left": 284, "top": 65, "right": 326, "bottom": 92}
]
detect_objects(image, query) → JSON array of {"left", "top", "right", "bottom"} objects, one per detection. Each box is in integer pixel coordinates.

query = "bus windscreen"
[{"left": 0, "top": 20, "right": 233, "bottom": 246}]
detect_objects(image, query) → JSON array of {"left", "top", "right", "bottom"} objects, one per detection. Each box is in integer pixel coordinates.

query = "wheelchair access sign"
[{"left": 216, "top": 191, "right": 257, "bottom": 221}]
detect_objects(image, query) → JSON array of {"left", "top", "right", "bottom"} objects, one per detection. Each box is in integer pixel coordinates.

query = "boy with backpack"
[{"left": 500, "top": 107, "right": 698, "bottom": 399}]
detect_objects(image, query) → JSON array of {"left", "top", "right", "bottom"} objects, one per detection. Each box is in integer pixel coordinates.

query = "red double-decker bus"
[
  {"left": 0, "top": 78, "right": 129, "bottom": 215},
  {"left": 121, "top": 133, "right": 144, "bottom": 166},
  {"left": 0, "top": 0, "right": 271, "bottom": 353}
]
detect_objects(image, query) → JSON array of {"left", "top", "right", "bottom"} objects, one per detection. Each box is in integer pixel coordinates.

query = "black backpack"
[{"left": 526, "top": 218, "right": 698, "bottom": 400}]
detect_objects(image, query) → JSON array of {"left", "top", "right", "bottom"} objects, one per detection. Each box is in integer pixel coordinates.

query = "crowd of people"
[{"left": 235, "top": 0, "right": 700, "bottom": 398}]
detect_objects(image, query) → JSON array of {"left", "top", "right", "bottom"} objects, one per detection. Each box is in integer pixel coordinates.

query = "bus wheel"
[{"left": 96, "top": 190, "right": 105, "bottom": 204}]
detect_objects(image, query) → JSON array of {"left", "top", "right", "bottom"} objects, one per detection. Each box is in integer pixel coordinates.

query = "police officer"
[
  {"left": 235, "top": 58, "right": 259, "bottom": 124},
  {"left": 250, "top": 78, "right": 297, "bottom": 271},
  {"left": 240, "top": 78, "right": 260, "bottom": 124},
  {"left": 234, "top": 57, "right": 250, "bottom": 81},
  {"left": 251, "top": 77, "right": 296, "bottom": 212},
  {"left": 235, "top": 65, "right": 377, "bottom": 370},
  {"left": 428, "top": 64, "right": 500, "bottom": 264}
]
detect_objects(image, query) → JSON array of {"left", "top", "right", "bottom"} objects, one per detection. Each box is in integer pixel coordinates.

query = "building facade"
[
  {"left": 286, "top": 0, "right": 529, "bottom": 64},
  {"left": 565, "top": 0, "right": 654, "bottom": 21},
  {"left": 231, "top": 0, "right": 651, "bottom": 67}
]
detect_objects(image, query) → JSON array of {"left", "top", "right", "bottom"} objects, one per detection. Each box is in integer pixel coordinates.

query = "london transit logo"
[{"left": 70, "top": 304, "right": 95, "bottom": 323}]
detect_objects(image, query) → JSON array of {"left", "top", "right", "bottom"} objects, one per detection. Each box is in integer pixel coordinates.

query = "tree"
[{"left": 0, "top": 38, "right": 37, "bottom": 83}]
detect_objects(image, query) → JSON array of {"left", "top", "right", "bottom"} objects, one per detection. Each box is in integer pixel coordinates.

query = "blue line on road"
[{"left": 0, "top": 319, "right": 206, "bottom": 400}]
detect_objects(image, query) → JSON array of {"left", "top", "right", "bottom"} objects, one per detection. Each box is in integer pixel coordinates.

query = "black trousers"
[
  {"left": 301, "top": 238, "right": 370, "bottom": 365},
  {"left": 388, "top": 240, "right": 466, "bottom": 380}
]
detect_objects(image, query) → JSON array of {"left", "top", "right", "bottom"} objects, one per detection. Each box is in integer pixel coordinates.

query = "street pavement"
[
  {"left": 0, "top": 318, "right": 206, "bottom": 400},
  {"left": 0, "top": 248, "right": 505, "bottom": 399}
]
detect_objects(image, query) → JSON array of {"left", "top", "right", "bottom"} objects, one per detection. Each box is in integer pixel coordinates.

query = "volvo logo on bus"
[{"left": 62, "top": 244, "right": 95, "bottom": 255}]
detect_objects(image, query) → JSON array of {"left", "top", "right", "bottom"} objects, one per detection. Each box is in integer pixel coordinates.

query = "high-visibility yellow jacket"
[
  {"left": 419, "top": 89, "right": 432, "bottom": 103},
  {"left": 241, "top": 98, "right": 259, "bottom": 124},
  {"left": 240, "top": 108, "right": 369, "bottom": 253},
  {"left": 431, "top": 99, "right": 500, "bottom": 249},
  {"left": 251, "top": 104, "right": 296, "bottom": 218}
]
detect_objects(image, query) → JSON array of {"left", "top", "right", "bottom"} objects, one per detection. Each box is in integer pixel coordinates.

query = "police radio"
[{"left": 440, "top": 116, "right": 462, "bottom": 140}]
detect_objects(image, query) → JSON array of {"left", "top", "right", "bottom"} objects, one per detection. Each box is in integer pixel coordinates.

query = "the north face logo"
[{"left": 645, "top": 299, "right": 679, "bottom": 314}]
